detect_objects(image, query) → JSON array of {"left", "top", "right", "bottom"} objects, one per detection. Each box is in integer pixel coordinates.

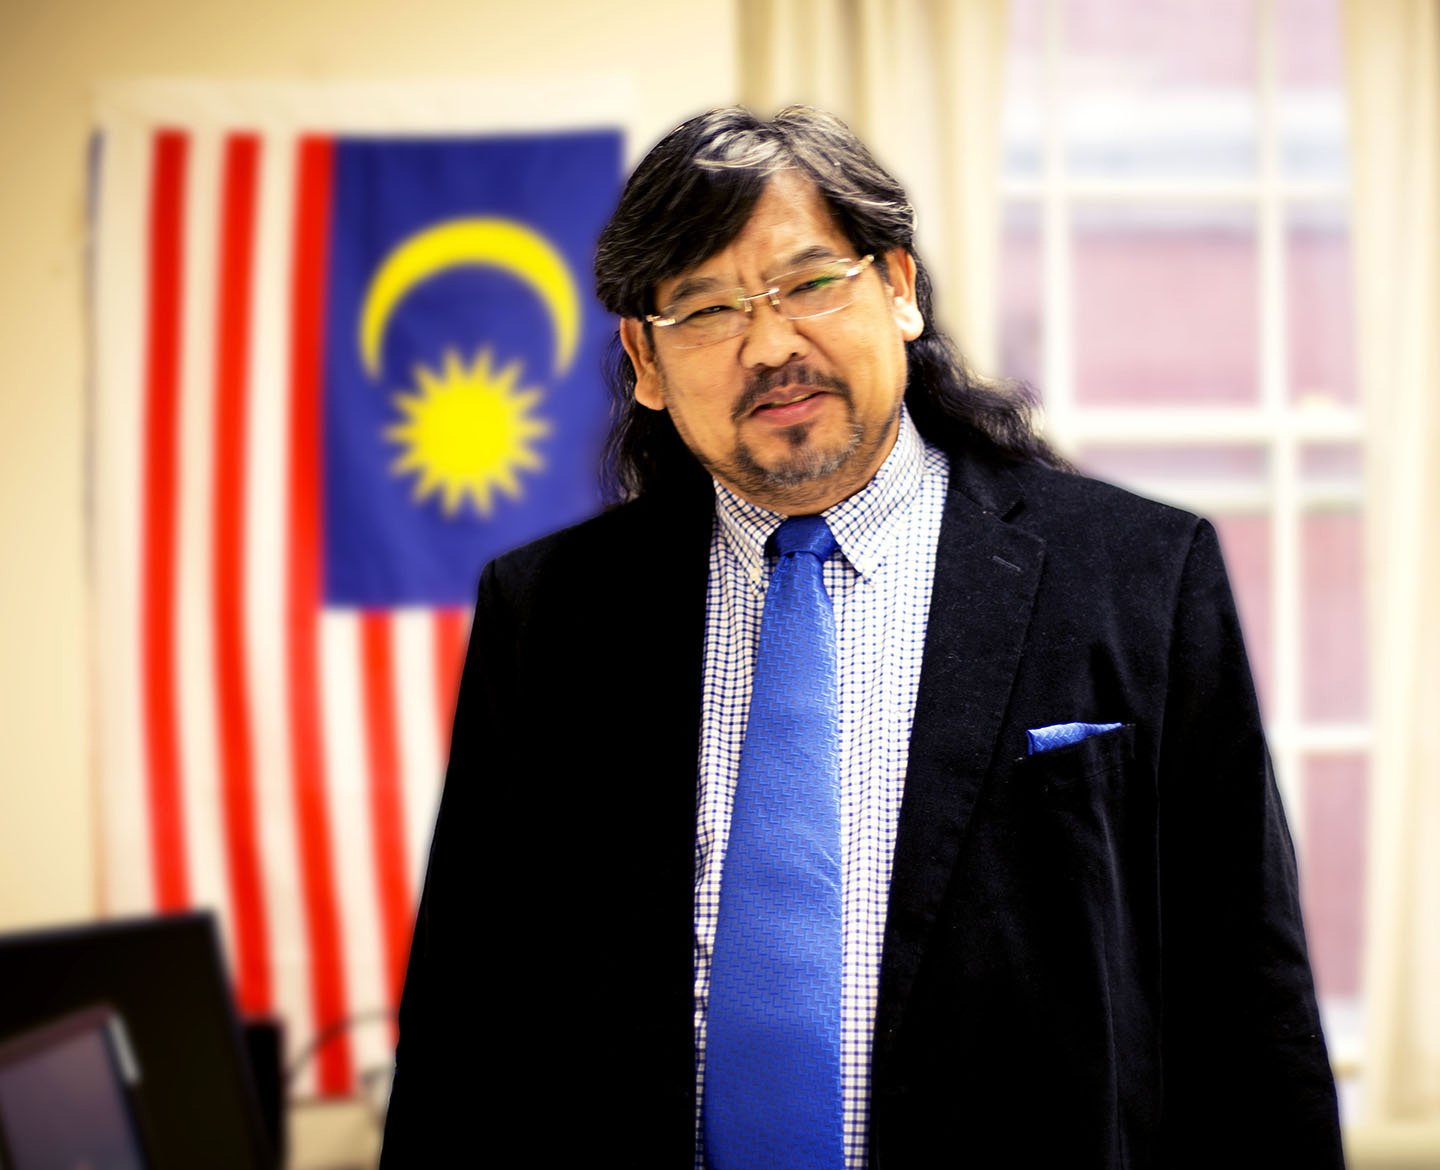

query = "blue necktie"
[{"left": 705, "top": 515, "right": 843, "bottom": 1170}]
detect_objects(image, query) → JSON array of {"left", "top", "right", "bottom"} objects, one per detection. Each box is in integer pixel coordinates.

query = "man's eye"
[
  {"left": 790, "top": 274, "right": 840, "bottom": 295},
  {"left": 679, "top": 303, "right": 736, "bottom": 323}
]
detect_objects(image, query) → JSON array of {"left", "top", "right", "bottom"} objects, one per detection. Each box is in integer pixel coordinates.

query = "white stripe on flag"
[
  {"left": 175, "top": 126, "right": 232, "bottom": 953},
  {"left": 320, "top": 613, "right": 392, "bottom": 1086},
  {"left": 92, "top": 121, "right": 155, "bottom": 916},
  {"left": 396, "top": 611, "right": 446, "bottom": 899},
  {"left": 244, "top": 127, "right": 317, "bottom": 1089}
]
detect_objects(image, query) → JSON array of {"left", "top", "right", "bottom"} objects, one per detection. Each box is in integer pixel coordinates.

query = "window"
[{"left": 999, "top": 0, "right": 1366, "bottom": 1110}]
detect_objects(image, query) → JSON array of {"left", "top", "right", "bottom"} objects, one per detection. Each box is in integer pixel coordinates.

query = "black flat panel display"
[{"left": 0, "top": 914, "right": 272, "bottom": 1170}]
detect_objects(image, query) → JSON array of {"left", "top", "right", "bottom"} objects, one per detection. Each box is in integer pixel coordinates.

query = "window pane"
[
  {"left": 1073, "top": 205, "right": 1259, "bottom": 405},
  {"left": 1277, "top": 0, "right": 1350, "bottom": 182},
  {"left": 1300, "top": 441, "right": 1362, "bottom": 483},
  {"left": 999, "top": 203, "right": 1043, "bottom": 388},
  {"left": 1288, "top": 204, "right": 1357, "bottom": 404},
  {"left": 1301, "top": 509, "right": 1368, "bottom": 721},
  {"left": 1212, "top": 513, "right": 1273, "bottom": 717},
  {"left": 1078, "top": 443, "right": 1266, "bottom": 488},
  {"left": 1002, "top": 0, "right": 1045, "bottom": 180},
  {"left": 1063, "top": 0, "right": 1258, "bottom": 180},
  {"left": 1300, "top": 753, "right": 1367, "bottom": 1000}
]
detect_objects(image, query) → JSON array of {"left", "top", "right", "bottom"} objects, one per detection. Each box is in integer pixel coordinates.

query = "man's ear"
[
  {"left": 619, "top": 317, "right": 666, "bottom": 411},
  {"left": 884, "top": 248, "right": 924, "bottom": 341}
]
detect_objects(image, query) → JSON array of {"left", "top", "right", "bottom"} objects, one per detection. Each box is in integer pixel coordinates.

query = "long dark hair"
[{"left": 593, "top": 105, "right": 1065, "bottom": 503}]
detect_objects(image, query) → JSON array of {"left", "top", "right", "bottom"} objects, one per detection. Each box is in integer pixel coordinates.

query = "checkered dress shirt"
[{"left": 694, "top": 410, "right": 949, "bottom": 1168}]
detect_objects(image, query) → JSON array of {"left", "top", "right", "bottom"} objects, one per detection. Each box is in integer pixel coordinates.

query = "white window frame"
[{"left": 1001, "top": 0, "right": 1367, "bottom": 1074}]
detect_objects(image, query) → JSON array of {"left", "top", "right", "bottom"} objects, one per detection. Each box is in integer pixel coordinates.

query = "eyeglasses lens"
[{"left": 663, "top": 259, "right": 861, "bottom": 348}]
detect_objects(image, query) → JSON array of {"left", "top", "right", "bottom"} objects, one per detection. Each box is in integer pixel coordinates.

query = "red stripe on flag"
[
  {"left": 140, "top": 130, "right": 190, "bottom": 911},
  {"left": 212, "top": 133, "right": 273, "bottom": 1015},
  {"left": 359, "top": 614, "right": 413, "bottom": 1022},
  {"left": 433, "top": 609, "right": 468, "bottom": 757},
  {"left": 288, "top": 134, "right": 353, "bottom": 1094}
]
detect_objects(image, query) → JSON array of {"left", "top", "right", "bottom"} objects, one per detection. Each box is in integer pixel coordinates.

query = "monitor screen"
[{"left": 0, "top": 1005, "right": 150, "bottom": 1170}]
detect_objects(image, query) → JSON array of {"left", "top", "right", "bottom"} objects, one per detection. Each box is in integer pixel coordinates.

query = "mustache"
[{"left": 732, "top": 365, "right": 852, "bottom": 421}]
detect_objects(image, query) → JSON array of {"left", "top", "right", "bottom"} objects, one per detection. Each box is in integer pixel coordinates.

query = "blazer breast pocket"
[
  {"left": 1001, "top": 722, "right": 1149, "bottom": 965},
  {"left": 1011, "top": 721, "right": 1136, "bottom": 798}
]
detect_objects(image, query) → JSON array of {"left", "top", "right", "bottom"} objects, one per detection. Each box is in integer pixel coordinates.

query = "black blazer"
[{"left": 381, "top": 449, "right": 1344, "bottom": 1169}]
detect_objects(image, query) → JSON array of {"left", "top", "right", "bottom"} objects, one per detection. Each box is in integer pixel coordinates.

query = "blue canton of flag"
[{"left": 323, "top": 132, "right": 621, "bottom": 606}]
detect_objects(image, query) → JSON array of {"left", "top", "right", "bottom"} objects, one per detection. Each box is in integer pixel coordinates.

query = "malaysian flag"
[{"left": 89, "top": 82, "right": 624, "bottom": 1096}]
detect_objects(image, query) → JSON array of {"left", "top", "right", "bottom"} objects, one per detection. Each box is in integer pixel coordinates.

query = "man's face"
[{"left": 618, "top": 173, "right": 924, "bottom": 515}]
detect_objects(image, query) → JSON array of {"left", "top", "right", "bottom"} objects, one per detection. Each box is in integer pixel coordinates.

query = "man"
[{"left": 381, "top": 107, "right": 1344, "bottom": 1169}]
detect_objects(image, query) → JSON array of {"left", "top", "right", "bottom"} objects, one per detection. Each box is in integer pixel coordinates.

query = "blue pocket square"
[{"left": 1026, "top": 722, "right": 1123, "bottom": 755}]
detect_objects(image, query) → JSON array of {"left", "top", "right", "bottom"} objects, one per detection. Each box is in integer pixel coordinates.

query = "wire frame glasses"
[{"left": 645, "top": 254, "right": 876, "bottom": 349}]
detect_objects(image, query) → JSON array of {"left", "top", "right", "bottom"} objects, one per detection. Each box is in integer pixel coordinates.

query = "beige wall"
[{"left": 0, "top": 0, "right": 738, "bottom": 931}]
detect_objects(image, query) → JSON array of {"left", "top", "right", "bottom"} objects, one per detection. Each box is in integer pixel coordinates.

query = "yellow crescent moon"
[{"left": 359, "top": 217, "right": 580, "bottom": 380}]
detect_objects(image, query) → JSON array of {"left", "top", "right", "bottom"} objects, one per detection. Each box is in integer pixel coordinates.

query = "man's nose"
[{"left": 738, "top": 297, "right": 808, "bottom": 369}]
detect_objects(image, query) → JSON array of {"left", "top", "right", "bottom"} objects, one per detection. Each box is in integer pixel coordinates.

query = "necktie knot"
[{"left": 772, "top": 514, "right": 837, "bottom": 562}]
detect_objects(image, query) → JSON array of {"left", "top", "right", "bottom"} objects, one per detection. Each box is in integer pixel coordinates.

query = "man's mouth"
[
  {"left": 750, "top": 389, "right": 826, "bottom": 415},
  {"left": 733, "top": 366, "right": 850, "bottom": 421}
]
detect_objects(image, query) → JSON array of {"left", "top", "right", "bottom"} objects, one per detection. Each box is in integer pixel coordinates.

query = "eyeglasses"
[{"left": 645, "top": 254, "right": 876, "bottom": 349}]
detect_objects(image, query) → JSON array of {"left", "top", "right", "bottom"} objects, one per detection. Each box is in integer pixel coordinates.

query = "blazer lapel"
[{"left": 873, "top": 455, "right": 1045, "bottom": 1066}]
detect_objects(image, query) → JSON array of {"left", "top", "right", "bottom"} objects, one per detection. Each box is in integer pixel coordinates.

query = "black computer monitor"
[{"left": 0, "top": 913, "right": 273, "bottom": 1170}]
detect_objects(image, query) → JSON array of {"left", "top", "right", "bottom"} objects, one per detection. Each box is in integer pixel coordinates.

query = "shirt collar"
[{"left": 712, "top": 407, "right": 930, "bottom": 590}]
